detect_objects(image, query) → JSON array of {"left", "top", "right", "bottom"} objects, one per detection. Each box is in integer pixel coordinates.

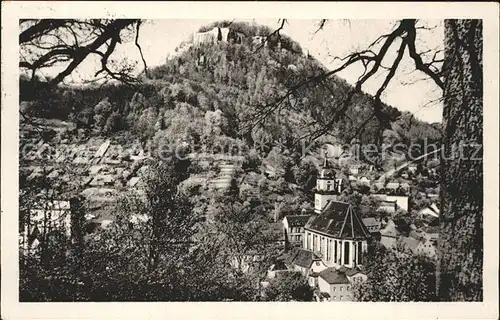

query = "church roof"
[
  {"left": 320, "top": 167, "right": 336, "bottom": 179},
  {"left": 305, "top": 201, "right": 371, "bottom": 240}
]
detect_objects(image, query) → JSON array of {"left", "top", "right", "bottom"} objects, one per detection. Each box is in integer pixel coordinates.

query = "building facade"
[
  {"left": 415, "top": 238, "right": 437, "bottom": 259},
  {"left": 317, "top": 268, "right": 352, "bottom": 301},
  {"left": 283, "top": 215, "right": 312, "bottom": 244},
  {"left": 305, "top": 156, "right": 371, "bottom": 269}
]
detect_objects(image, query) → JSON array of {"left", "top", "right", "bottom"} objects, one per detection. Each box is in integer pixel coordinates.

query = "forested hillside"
[
  {"left": 19, "top": 20, "right": 443, "bottom": 230},
  {"left": 21, "top": 21, "right": 440, "bottom": 159}
]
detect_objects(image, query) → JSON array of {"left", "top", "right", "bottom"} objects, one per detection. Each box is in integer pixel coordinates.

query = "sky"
[{"left": 40, "top": 19, "right": 445, "bottom": 123}]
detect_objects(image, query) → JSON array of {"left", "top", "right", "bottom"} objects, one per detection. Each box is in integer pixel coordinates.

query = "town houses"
[
  {"left": 22, "top": 132, "right": 440, "bottom": 302},
  {"left": 283, "top": 214, "right": 312, "bottom": 245},
  {"left": 270, "top": 148, "right": 441, "bottom": 301},
  {"left": 273, "top": 153, "right": 372, "bottom": 302},
  {"left": 372, "top": 182, "right": 411, "bottom": 212}
]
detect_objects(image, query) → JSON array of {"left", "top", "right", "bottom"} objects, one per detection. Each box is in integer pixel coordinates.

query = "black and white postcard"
[{"left": 1, "top": 2, "right": 499, "bottom": 320}]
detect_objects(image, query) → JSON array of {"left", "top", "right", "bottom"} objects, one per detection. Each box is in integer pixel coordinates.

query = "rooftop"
[
  {"left": 380, "top": 220, "right": 400, "bottom": 238},
  {"left": 418, "top": 207, "right": 439, "bottom": 218},
  {"left": 400, "top": 236, "right": 421, "bottom": 253},
  {"left": 285, "top": 248, "right": 321, "bottom": 269},
  {"left": 361, "top": 217, "right": 380, "bottom": 227},
  {"left": 345, "top": 266, "right": 365, "bottom": 277},
  {"left": 393, "top": 218, "right": 412, "bottom": 234},
  {"left": 305, "top": 201, "right": 371, "bottom": 240},
  {"left": 284, "top": 215, "right": 313, "bottom": 228},
  {"left": 268, "top": 260, "right": 288, "bottom": 271},
  {"left": 318, "top": 267, "right": 350, "bottom": 285}
]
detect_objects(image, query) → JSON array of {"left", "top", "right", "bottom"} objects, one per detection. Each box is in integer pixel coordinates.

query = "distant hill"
[{"left": 20, "top": 20, "right": 440, "bottom": 166}]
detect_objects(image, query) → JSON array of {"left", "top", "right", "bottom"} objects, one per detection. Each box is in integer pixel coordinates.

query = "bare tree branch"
[
  {"left": 373, "top": 36, "right": 407, "bottom": 126},
  {"left": 252, "top": 19, "right": 287, "bottom": 53},
  {"left": 135, "top": 20, "right": 148, "bottom": 77},
  {"left": 314, "top": 19, "right": 328, "bottom": 34},
  {"left": 20, "top": 19, "right": 146, "bottom": 87},
  {"left": 244, "top": 19, "right": 444, "bottom": 149},
  {"left": 48, "top": 19, "right": 137, "bottom": 86},
  {"left": 20, "top": 19, "right": 69, "bottom": 44},
  {"left": 405, "top": 20, "right": 444, "bottom": 90}
]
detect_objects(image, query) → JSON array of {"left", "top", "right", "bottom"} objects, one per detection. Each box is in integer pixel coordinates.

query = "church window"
[
  {"left": 344, "top": 242, "right": 350, "bottom": 264},
  {"left": 326, "top": 240, "right": 330, "bottom": 261},
  {"left": 334, "top": 240, "right": 337, "bottom": 263},
  {"left": 357, "top": 242, "right": 363, "bottom": 264}
]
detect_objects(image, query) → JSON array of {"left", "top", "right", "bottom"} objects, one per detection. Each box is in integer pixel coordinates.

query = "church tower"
[{"left": 314, "top": 150, "right": 343, "bottom": 213}]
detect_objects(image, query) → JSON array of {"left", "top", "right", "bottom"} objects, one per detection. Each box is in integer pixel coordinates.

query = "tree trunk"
[{"left": 438, "top": 19, "right": 483, "bottom": 301}]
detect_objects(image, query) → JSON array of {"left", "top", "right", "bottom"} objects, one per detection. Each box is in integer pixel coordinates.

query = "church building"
[
  {"left": 276, "top": 152, "right": 372, "bottom": 301},
  {"left": 303, "top": 153, "right": 371, "bottom": 269}
]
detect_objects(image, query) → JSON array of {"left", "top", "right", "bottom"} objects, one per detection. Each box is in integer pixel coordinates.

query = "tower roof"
[
  {"left": 321, "top": 149, "right": 333, "bottom": 168},
  {"left": 305, "top": 201, "right": 371, "bottom": 240},
  {"left": 320, "top": 150, "right": 337, "bottom": 179}
]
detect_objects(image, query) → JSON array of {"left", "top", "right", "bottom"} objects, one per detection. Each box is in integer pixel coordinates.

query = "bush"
[
  {"left": 353, "top": 244, "right": 437, "bottom": 302},
  {"left": 242, "top": 149, "right": 261, "bottom": 172},
  {"left": 264, "top": 272, "right": 313, "bottom": 301}
]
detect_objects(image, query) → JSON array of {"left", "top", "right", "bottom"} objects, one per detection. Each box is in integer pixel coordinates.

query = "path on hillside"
[
  {"left": 187, "top": 153, "right": 242, "bottom": 191},
  {"left": 377, "top": 148, "right": 442, "bottom": 182},
  {"left": 210, "top": 163, "right": 236, "bottom": 190}
]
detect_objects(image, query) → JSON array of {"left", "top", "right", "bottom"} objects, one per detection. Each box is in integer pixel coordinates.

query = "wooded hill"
[{"left": 20, "top": 20, "right": 441, "bottom": 167}]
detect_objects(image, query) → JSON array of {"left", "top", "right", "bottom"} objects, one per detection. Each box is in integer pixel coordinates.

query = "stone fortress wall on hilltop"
[{"left": 193, "top": 27, "right": 245, "bottom": 46}]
